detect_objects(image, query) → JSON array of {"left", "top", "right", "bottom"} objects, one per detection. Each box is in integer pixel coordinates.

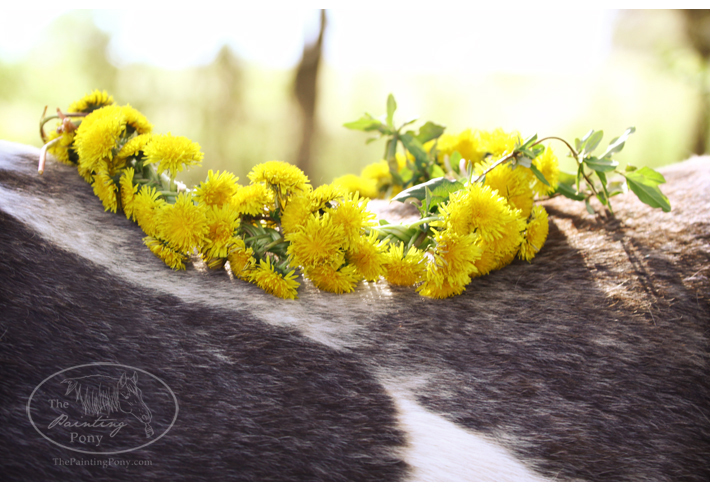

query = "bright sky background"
[{"left": 0, "top": 8, "right": 616, "bottom": 74}]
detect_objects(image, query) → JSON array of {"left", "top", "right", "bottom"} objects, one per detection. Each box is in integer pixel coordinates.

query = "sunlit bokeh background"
[{"left": 1, "top": 9, "right": 708, "bottom": 187}]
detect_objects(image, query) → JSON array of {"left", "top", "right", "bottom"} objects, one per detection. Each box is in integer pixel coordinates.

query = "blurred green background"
[{"left": 1, "top": 9, "right": 708, "bottom": 187}]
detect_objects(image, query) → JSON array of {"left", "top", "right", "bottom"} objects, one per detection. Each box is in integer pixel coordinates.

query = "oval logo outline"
[{"left": 27, "top": 362, "right": 179, "bottom": 455}]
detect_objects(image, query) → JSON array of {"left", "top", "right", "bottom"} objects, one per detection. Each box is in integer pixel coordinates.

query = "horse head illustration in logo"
[{"left": 61, "top": 371, "right": 154, "bottom": 438}]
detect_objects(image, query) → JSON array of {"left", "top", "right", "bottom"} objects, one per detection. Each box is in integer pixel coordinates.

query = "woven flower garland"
[{"left": 38, "top": 90, "right": 668, "bottom": 300}]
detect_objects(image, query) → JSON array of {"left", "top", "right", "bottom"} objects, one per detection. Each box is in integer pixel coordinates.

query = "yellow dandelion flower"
[
  {"left": 46, "top": 130, "right": 76, "bottom": 165},
  {"left": 281, "top": 192, "right": 314, "bottom": 235},
  {"left": 202, "top": 204, "right": 241, "bottom": 260},
  {"left": 286, "top": 213, "right": 346, "bottom": 269},
  {"left": 383, "top": 242, "right": 427, "bottom": 286},
  {"left": 143, "top": 236, "right": 187, "bottom": 271},
  {"left": 248, "top": 160, "right": 309, "bottom": 196},
  {"left": 427, "top": 231, "right": 481, "bottom": 287},
  {"left": 156, "top": 193, "right": 208, "bottom": 253},
  {"left": 231, "top": 182, "right": 275, "bottom": 216},
  {"left": 417, "top": 275, "right": 469, "bottom": 299},
  {"left": 310, "top": 184, "right": 343, "bottom": 210},
  {"left": 194, "top": 170, "right": 240, "bottom": 207},
  {"left": 519, "top": 205, "right": 549, "bottom": 261},
  {"left": 120, "top": 104, "right": 152, "bottom": 135},
  {"left": 249, "top": 258, "right": 299, "bottom": 300},
  {"left": 326, "top": 193, "right": 376, "bottom": 249},
  {"left": 205, "top": 257, "right": 226, "bottom": 270},
  {"left": 493, "top": 247, "right": 518, "bottom": 271},
  {"left": 436, "top": 129, "right": 487, "bottom": 166},
  {"left": 227, "top": 240, "right": 255, "bottom": 279},
  {"left": 331, "top": 174, "right": 378, "bottom": 199},
  {"left": 485, "top": 210, "right": 526, "bottom": 260},
  {"left": 471, "top": 239, "right": 499, "bottom": 277},
  {"left": 530, "top": 146, "right": 560, "bottom": 196},
  {"left": 438, "top": 184, "right": 518, "bottom": 243},
  {"left": 133, "top": 186, "right": 166, "bottom": 237},
  {"left": 68, "top": 89, "right": 114, "bottom": 114},
  {"left": 116, "top": 133, "right": 153, "bottom": 160},
  {"left": 361, "top": 160, "right": 391, "bottom": 182},
  {"left": 346, "top": 232, "right": 387, "bottom": 282},
  {"left": 476, "top": 162, "right": 534, "bottom": 218},
  {"left": 77, "top": 162, "right": 94, "bottom": 183},
  {"left": 305, "top": 263, "right": 361, "bottom": 294},
  {"left": 74, "top": 105, "right": 126, "bottom": 175},
  {"left": 144, "top": 133, "right": 204, "bottom": 178},
  {"left": 92, "top": 170, "right": 118, "bottom": 213},
  {"left": 480, "top": 128, "right": 521, "bottom": 159},
  {"left": 119, "top": 167, "right": 139, "bottom": 220}
]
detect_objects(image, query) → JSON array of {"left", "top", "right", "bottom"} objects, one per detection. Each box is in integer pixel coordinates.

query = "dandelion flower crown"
[{"left": 38, "top": 90, "right": 670, "bottom": 300}]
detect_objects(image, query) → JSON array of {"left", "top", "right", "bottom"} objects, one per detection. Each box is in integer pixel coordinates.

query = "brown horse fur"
[{"left": 0, "top": 140, "right": 708, "bottom": 481}]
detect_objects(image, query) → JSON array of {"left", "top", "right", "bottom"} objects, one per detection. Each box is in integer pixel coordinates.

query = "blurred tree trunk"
[
  {"left": 682, "top": 10, "right": 710, "bottom": 155},
  {"left": 293, "top": 10, "right": 327, "bottom": 178}
]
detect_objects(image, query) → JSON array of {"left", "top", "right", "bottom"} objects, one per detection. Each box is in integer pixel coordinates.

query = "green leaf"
[
  {"left": 583, "top": 130, "right": 604, "bottom": 155},
  {"left": 530, "top": 163, "right": 551, "bottom": 187},
  {"left": 517, "top": 156, "right": 532, "bottom": 168},
  {"left": 430, "top": 164, "right": 445, "bottom": 178},
  {"left": 576, "top": 129, "right": 594, "bottom": 152},
  {"left": 516, "top": 134, "right": 537, "bottom": 151},
  {"left": 600, "top": 127, "right": 636, "bottom": 159},
  {"left": 557, "top": 182, "right": 586, "bottom": 201},
  {"left": 558, "top": 171, "right": 576, "bottom": 186},
  {"left": 595, "top": 171, "right": 609, "bottom": 206},
  {"left": 399, "top": 166, "right": 413, "bottom": 184},
  {"left": 584, "top": 156, "right": 617, "bottom": 173},
  {"left": 531, "top": 144, "right": 545, "bottom": 158},
  {"left": 625, "top": 166, "right": 671, "bottom": 212},
  {"left": 585, "top": 199, "right": 595, "bottom": 215},
  {"left": 417, "top": 121, "right": 446, "bottom": 143},
  {"left": 400, "top": 132, "right": 429, "bottom": 163},
  {"left": 607, "top": 180, "right": 627, "bottom": 196},
  {"left": 392, "top": 177, "right": 464, "bottom": 205},
  {"left": 344, "top": 113, "right": 386, "bottom": 132},
  {"left": 386, "top": 94, "right": 397, "bottom": 128}
]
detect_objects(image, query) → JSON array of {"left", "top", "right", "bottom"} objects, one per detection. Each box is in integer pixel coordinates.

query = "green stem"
[
  {"left": 38, "top": 136, "right": 62, "bottom": 174},
  {"left": 407, "top": 216, "right": 440, "bottom": 227},
  {"left": 534, "top": 136, "right": 599, "bottom": 196},
  {"left": 472, "top": 152, "right": 517, "bottom": 184},
  {"left": 244, "top": 233, "right": 273, "bottom": 243},
  {"left": 367, "top": 225, "right": 410, "bottom": 242},
  {"left": 39, "top": 111, "right": 87, "bottom": 141},
  {"left": 263, "top": 237, "right": 285, "bottom": 252}
]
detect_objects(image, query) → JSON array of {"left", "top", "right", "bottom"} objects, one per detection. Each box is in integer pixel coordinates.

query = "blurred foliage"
[{"left": 0, "top": 10, "right": 705, "bottom": 188}]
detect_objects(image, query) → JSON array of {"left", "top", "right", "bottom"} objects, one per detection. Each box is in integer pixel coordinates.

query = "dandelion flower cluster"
[{"left": 40, "top": 91, "right": 557, "bottom": 301}]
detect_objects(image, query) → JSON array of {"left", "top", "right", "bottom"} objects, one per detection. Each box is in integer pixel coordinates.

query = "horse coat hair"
[{"left": 0, "top": 140, "right": 708, "bottom": 481}]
